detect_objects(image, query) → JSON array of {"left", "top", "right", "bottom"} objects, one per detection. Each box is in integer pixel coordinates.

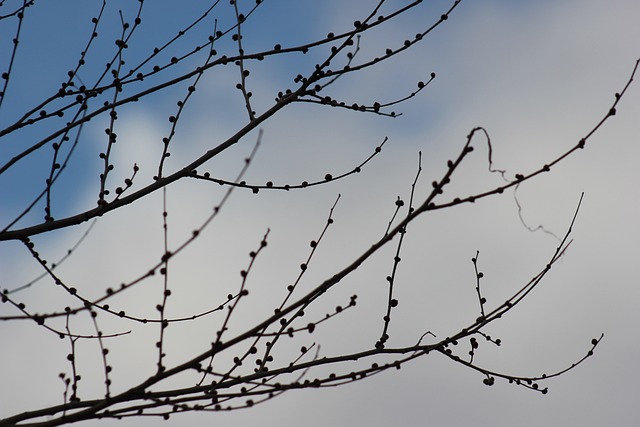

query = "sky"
[{"left": 1, "top": 1, "right": 639, "bottom": 426}]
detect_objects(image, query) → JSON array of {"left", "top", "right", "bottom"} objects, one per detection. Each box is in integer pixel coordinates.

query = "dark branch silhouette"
[{"left": 0, "top": 1, "right": 637, "bottom": 426}]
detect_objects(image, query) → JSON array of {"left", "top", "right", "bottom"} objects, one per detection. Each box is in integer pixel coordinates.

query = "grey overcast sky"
[{"left": 1, "top": 1, "right": 639, "bottom": 426}]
